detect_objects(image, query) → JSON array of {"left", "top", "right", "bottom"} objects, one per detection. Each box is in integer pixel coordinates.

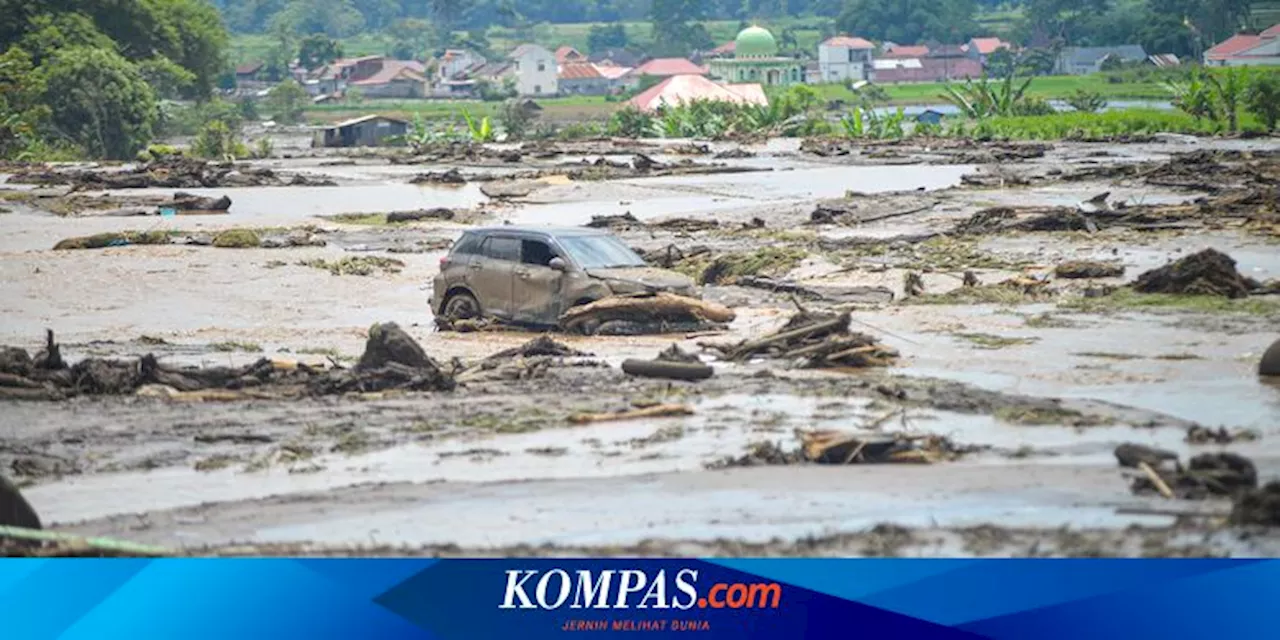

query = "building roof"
[
  {"left": 628, "top": 75, "right": 768, "bottom": 112},
  {"left": 633, "top": 57, "right": 708, "bottom": 77},
  {"left": 711, "top": 41, "right": 736, "bottom": 55},
  {"left": 588, "top": 48, "right": 642, "bottom": 67},
  {"left": 823, "top": 35, "right": 875, "bottom": 49},
  {"left": 327, "top": 114, "right": 409, "bottom": 130},
  {"left": 559, "top": 61, "right": 603, "bottom": 80},
  {"left": 1061, "top": 45, "right": 1148, "bottom": 65},
  {"left": 872, "top": 57, "right": 983, "bottom": 83},
  {"left": 555, "top": 46, "right": 585, "bottom": 64},
  {"left": 350, "top": 64, "right": 426, "bottom": 87},
  {"left": 235, "top": 61, "right": 264, "bottom": 75},
  {"left": 1206, "top": 26, "right": 1279, "bottom": 60},
  {"left": 883, "top": 45, "right": 930, "bottom": 58},
  {"left": 1148, "top": 53, "right": 1181, "bottom": 67},
  {"left": 873, "top": 58, "right": 923, "bottom": 70},
  {"left": 735, "top": 25, "right": 778, "bottom": 57},
  {"left": 510, "top": 44, "right": 550, "bottom": 59},
  {"left": 928, "top": 44, "right": 968, "bottom": 58},
  {"left": 470, "top": 61, "right": 514, "bottom": 78},
  {"left": 968, "top": 37, "right": 1008, "bottom": 54},
  {"left": 594, "top": 64, "right": 633, "bottom": 80}
]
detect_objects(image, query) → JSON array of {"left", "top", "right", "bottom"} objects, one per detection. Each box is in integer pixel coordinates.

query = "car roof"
[{"left": 465, "top": 226, "right": 613, "bottom": 239}]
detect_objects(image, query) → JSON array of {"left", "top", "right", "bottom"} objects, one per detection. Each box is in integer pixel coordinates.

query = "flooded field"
[{"left": 2, "top": 135, "right": 1279, "bottom": 556}]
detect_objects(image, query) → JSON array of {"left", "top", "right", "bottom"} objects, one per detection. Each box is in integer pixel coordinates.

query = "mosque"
[{"left": 707, "top": 25, "right": 805, "bottom": 86}]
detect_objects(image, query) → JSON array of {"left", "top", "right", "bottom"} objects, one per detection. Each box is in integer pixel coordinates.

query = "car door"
[
  {"left": 468, "top": 236, "right": 519, "bottom": 319},
  {"left": 511, "top": 238, "right": 565, "bottom": 325}
]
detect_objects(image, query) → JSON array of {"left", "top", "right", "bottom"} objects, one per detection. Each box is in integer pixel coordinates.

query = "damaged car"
[{"left": 431, "top": 226, "right": 698, "bottom": 327}]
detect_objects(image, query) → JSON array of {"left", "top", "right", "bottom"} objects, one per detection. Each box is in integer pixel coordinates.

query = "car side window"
[
  {"left": 521, "top": 239, "right": 556, "bottom": 266},
  {"left": 481, "top": 236, "right": 521, "bottom": 262},
  {"left": 451, "top": 234, "right": 482, "bottom": 255}
]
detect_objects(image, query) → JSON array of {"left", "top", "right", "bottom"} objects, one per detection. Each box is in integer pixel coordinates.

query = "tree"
[
  {"left": 387, "top": 18, "right": 435, "bottom": 60},
  {"left": 271, "top": 0, "right": 365, "bottom": 36},
  {"left": 266, "top": 78, "right": 308, "bottom": 123},
  {"left": 1023, "top": 0, "right": 1110, "bottom": 45},
  {"left": 298, "top": 33, "right": 343, "bottom": 69},
  {"left": 837, "top": 0, "right": 978, "bottom": 44},
  {"left": 1207, "top": 67, "right": 1248, "bottom": 133},
  {"left": 587, "top": 24, "right": 628, "bottom": 52},
  {"left": 650, "top": 0, "right": 711, "bottom": 55},
  {"left": 1244, "top": 73, "right": 1280, "bottom": 131},
  {"left": 37, "top": 47, "right": 158, "bottom": 160}
]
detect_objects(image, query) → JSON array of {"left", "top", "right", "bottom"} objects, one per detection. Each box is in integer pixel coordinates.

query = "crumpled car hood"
[{"left": 585, "top": 267, "right": 695, "bottom": 292}]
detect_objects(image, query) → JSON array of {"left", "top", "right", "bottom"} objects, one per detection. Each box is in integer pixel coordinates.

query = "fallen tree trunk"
[
  {"left": 559, "top": 292, "right": 735, "bottom": 334},
  {"left": 568, "top": 404, "right": 693, "bottom": 425}
]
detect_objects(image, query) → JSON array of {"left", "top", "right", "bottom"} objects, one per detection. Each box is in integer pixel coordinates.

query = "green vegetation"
[
  {"left": 299, "top": 256, "right": 406, "bottom": 276},
  {"left": 191, "top": 120, "right": 249, "bottom": 159},
  {"left": 52, "top": 232, "right": 172, "bottom": 250},
  {"left": 210, "top": 340, "right": 263, "bottom": 352},
  {"left": 212, "top": 229, "right": 262, "bottom": 248},
  {"left": 951, "top": 332, "right": 1040, "bottom": 349},
  {"left": 1061, "top": 289, "right": 1280, "bottom": 315},
  {"left": 2, "top": 0, "right": 228, "bottom": 160}
]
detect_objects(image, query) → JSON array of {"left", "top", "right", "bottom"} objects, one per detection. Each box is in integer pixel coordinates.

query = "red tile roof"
[
  {"left": 823, "top": 36, "right": 875, "bottom": 49},
  {"left": 712, "top": 41, "right": 736, "bottom": 54},
  {"left": 594, "top": 64, "right": 632, "bottom": 80},
  {"left": 1263, "top": 23, "right": 1280, "bottom": 37},
  {"left": 873, "top": 57, "right": 983, "bottom": 83},
  {"left": 235, "top": 62, "right": 264, "bottom": 75},
  {"left": 1206, "top": 34, "right": 1266, "bottom": 59},
  {"left": 633, "top": 57, "right": 707, "bottom": 77},
  {"left": 556, "top": 46, "right": 585, "bottom": 64},
  {"left": 628, "top": 75, "right": 767, "bottom": 111},
  {"left": 969, "top": 37, "right": 1008, "bottom": 54},
  {"left": 883, "top": 45, "right": 930, "bottom": 58},
  {"left": 559, "top": 61, "right": 603, "bottom": 80}
]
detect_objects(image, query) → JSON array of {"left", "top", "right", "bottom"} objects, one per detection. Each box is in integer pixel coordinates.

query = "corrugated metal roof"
[
  {"left": 883, "top": 45, "right": 930, "bottom": 58},
  {"left": 559, "top": 62, "right": 603, "bottom": 80},
  {"left": 327, "top": 115, "right": 409, "bottom": 130},
  {"left": 969, "top": 37, "right": 1007, "bottom": 54}
]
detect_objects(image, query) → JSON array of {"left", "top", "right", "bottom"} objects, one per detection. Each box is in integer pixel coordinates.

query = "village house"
[
  {"left": 510, "top": 44, "right": 558, "bottom": 96},
  {"left": 965, "top": 37, "right": 1010, "bottom": 65},
  {"left": 1147, "top": 53, "right": 1181, "bottom": 68},
  {"left": 703, "top": 40, "right": 737, "bottom": 60},
  {"left": 1204, "top": 24, "right": 1280, "bottom": 66},
  {"left": 707, "top": 26, "right": 805, "bottom": 86},
  {"left": 628, "top": 74, "right": 767, "bottom": 112},
  {"left": 1054, "top": 45, "right": 1148, "bottom": 75},
  {"left": 881, "top": 43, "right": 930, "bottom": 59},
  {"left": 555, "top": 46, "right": 586, "bottom": 64},
  {"left": 558, "top": 61, "right": 610, "bottom": 95},
  {"left": 818, "top": 35, "right": 875, "bottom": 82},
  {"left": 588, "top": 48, "right": 643, "bottom": 68},
  {"left": 312, "top": 56, "right": 426, "bottom": 98},
  {"left": 594, "top": 62, "right": 635, "bottom": 92},
  {"left": 437, "top": 49, "right": 485, "bottom": 82},
  {"left": 314, "top": 115, "right": 408, "bottom": 148}
]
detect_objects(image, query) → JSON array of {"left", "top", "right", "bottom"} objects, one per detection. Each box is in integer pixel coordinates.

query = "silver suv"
[{"left": 431, "top": 227, "right": 697, "bottom": 327}]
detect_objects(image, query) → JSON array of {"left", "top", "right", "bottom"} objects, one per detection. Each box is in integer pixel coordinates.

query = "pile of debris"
[
  {"left": 585, "top": 212, "right": 719, "bottom": 233},
  {"left": 409, "top": 169, "right": 467, "bottom": 184},
  {"left": 454, "top": 336, "right": 596, "bottom": 383},
  {"left": 1115, "top": 443, "right": 1257, "bottom": 500},
  {"left": 1054, "top": 260, "right": 1125, "bottom": 279},
  {"left": 559, "top": 292, "right": 736, "bottom": 336},
  {"left": 702, "top": 310, "right": 898, "bottom": 369},
  {"left": 10, "top": 157, "right": 336, "bottom": 190},
  {"left": 710, "top": 429, "right": 975, "bottom": 468},
  {"left": 1131, "top": 248, "right": 1260, "bottom": 298},
  {"left": 0, "top": 325, "right": 453, "bottom": 401}
]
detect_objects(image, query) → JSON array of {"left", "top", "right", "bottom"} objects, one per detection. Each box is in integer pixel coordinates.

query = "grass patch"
[
  {"left": 193, "top": 455, "right": 237, "bottom": 472},
  {"left": 296, "top": 346, "right": 341, "bottom": 357},
  {"left": 1060, "top": 288, "right": 1280, "bottom": 315},
  {"left": 52, "top": 231, "right": 171, "bottom": 250},
  {"left": 210, "top": 341, "right": 262, "bottom": 352},
  {"left": 1021, "top": 312, "right": 1078, "bottom": 328},
  {"left": 693, "top": 247, "right": 809, "bottom": 284},
  {"left": 298, "top": 256, "right": 405, "bottom": 276},
  {"left": 995, "top": 405, "right": 1109, "bottom": 427},
  {"left": 323, "top": 213, "right": 392, "bottom": 226},
  {"left": 1154, "top": 353, "right": 1204, "bottom": 361},
  {"left": 906, "top": 284, "right": 1044, "bottom": 306},
  {"left": 212, "top": 229, "right": 261, "bottom": 248},
  {"left": 1073, "top": 351, "right": 1144, "bottom": 360},
  {"left": 952, "top": 332, "right": 1039, "bottom": 350}
]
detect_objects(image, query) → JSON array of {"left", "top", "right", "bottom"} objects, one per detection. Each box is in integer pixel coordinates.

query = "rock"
[
  {"left": 585, "top": 212, "right": 640, "bottom": 229},
  {"left": 1260, "top": 337, "right": 1280, "bottom": 377},
  {"left": 357, "top": 322, "right": 442, "bottom": 371},
  {"left": 0, "top": 475, "right": 41, "bottom": 529},
  {"left": 172, "top": 192, "right": 231, "bottom": 211},
  {"left": 53, "top": 231, "right": 171, "bottom": 250},
  {"left": 1114, "top": 443, "right": 1178, "bottom": 469},
  {"left": 1131, "top": 248, "right": 1254, "bottom": 298},
  {"left": 1231, "top": 481, "right": 1280, "bottom": 526},
  {"left": 386, "top": 208, "right": 455, "bottom": 224},
  {"left": 409, "top": 168, "right": 466, "bottom": 184}
]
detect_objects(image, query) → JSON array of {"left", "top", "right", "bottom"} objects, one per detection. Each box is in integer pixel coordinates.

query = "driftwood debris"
[
  {"left": 704, "top": 310, "right": 898, "bottom": 369},
  {"left": 798, "top": 429, "right": 968, "bottom": 465},
  {"left": 0, "top": 325, "right": 454, "bottom": 401},
  {"left": 559, "top": 292, "right": 735, "bottom": 336},
  {"left": 568, "top": 404, "right": 694, "bottom": 425},
  {"left": 1116, "top": 443, "right": 1259, "bottom": 500}
]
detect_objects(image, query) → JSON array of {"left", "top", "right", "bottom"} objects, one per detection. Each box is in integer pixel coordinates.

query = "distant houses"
[
  {"left": 1054, "top": 46, "right": 1148, "bottom": 75},
  {"left": 511, "top": 44, "right": 558, "bottom": 96},
  {"left": 818, "top": 35, "right": 875, "bottom": 82},
  {"left": 1205, "top": 24, "right": 1280, "bottom": 66}
]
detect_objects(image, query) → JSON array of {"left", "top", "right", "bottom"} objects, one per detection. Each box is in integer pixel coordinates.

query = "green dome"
[{"left": 735, "top": 25, "right": 778, "bottom": 58}]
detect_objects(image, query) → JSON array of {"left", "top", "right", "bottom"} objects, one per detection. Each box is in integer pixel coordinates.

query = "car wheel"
[{"left": 442, "top": 292, "right": 481, "bottom": 321}]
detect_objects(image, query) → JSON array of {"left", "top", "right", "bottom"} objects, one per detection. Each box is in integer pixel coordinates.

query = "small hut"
[{"left": 315, "top": 115, "right": 408, "bottom": 148}]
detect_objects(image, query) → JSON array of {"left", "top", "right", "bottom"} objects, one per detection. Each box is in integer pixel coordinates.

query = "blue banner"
[{"left": 2, "top": 558, "right": 1276, "bottom": 639}]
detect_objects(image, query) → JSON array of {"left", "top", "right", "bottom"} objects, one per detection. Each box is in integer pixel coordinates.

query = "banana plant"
[{"left": 460, "top": 108, "right": 494, "bottom": 142}]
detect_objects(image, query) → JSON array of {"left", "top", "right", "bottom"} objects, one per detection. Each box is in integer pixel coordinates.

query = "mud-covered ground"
[{"left": 2, "top": 134, "right": 1279, "bottom": 557}]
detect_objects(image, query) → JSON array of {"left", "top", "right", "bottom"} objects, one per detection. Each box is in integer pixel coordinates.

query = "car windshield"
[{"left": 558, "top": 235, "right": 646, "bottom": 269}]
